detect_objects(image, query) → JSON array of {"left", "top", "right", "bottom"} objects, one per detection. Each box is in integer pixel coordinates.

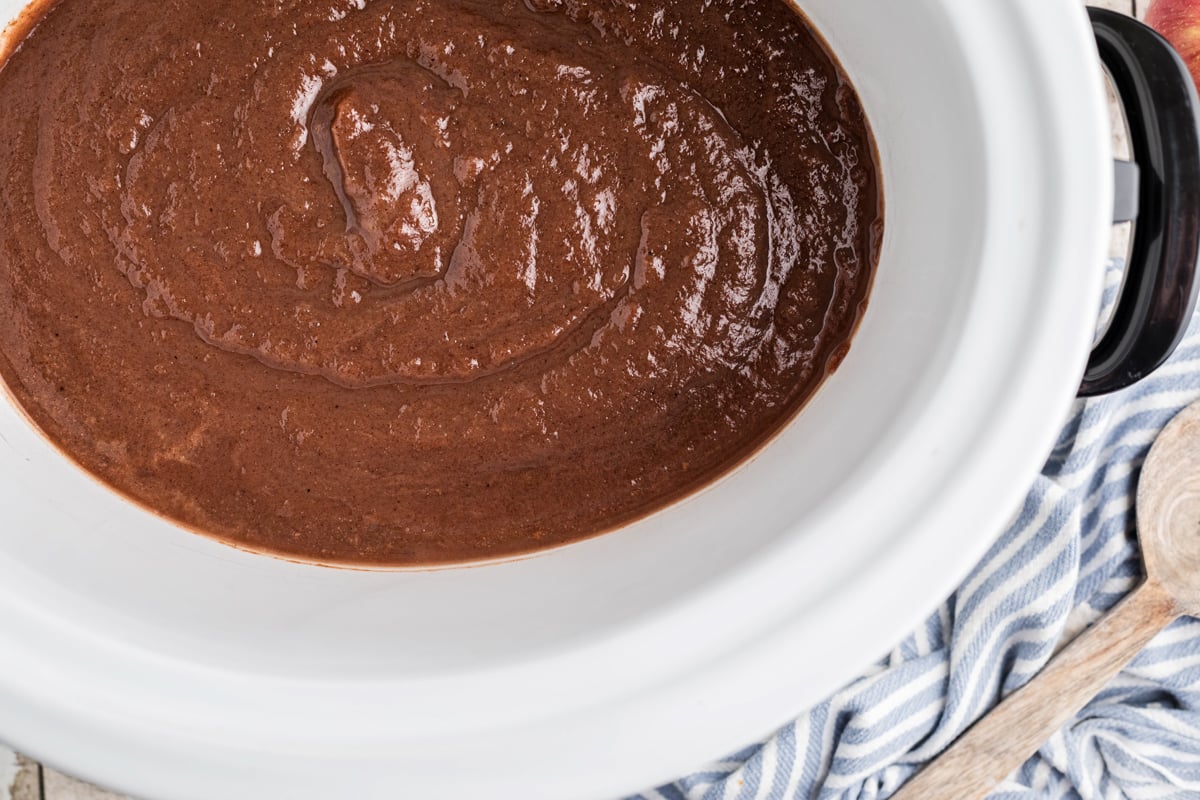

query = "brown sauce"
[{"left": 0, "top": 0, "right": 882, "bottom": 565}]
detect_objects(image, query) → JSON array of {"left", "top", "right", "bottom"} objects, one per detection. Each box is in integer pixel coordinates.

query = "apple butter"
[{"left": 0, "top": 0, "right": 882, "bottom": 565}]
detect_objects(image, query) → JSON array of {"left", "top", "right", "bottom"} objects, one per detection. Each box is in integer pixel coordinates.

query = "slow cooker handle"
[{"left": 1081, "top": 8, "right": 1200, "bottom": 398}]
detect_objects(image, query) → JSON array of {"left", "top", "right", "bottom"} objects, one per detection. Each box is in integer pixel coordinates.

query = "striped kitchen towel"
[{"left": 635, "top": 260, "right": 1200, "bottom": 800}]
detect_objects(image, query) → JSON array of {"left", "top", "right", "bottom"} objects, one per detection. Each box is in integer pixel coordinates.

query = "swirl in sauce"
[{"left": 0, "top": 0, "right": 882, "bottom": 565}]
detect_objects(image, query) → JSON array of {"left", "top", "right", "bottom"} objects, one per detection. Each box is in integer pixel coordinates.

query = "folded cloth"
[{"left": 634, "top": 262, "right": 1200, "bottom": 800}]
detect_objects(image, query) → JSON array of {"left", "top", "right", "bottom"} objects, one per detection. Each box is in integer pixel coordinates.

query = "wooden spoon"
[{"left": 893, "top": 398, "right": 1200, "bottom": 800}]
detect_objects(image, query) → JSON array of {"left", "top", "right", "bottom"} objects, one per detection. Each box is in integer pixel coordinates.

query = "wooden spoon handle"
[{"left": 892, "top": 579, "right": 1179, "bottom": 800}]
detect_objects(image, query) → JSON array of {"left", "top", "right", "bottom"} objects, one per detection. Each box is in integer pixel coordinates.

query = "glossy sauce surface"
[{"left": 0, "top": 0, "right": 882, "bottom": 565}]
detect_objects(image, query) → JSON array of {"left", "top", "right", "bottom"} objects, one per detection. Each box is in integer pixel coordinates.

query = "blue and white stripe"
[{"left": 633, "top": 260, "right": 1200, "bottom": 800}]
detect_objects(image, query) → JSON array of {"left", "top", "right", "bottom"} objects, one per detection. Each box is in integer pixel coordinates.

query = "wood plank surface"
[
  {"left": 40, "top": 769, "right": 126, "bottom": 800},
  {"left": 1, "top": 748, "right": 41, "bottom": 800}
]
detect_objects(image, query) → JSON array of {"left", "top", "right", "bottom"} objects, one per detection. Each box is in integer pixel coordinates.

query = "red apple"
[{"left": 1148, "top": 0, "right": 1200, "bottom": 89}]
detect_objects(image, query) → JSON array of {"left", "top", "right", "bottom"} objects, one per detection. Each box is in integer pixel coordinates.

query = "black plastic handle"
[{"left": 1081, "top": 9, "right": 1200, "bottom": 397}]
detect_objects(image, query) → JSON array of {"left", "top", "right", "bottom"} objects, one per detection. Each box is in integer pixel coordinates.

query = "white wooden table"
[{"left": 0, "top": 0, "right": 1150, "bottom": 797}]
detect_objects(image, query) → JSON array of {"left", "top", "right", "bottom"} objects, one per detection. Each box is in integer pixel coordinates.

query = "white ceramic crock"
[{"left": 0, "top": 1, "right": 1113, "bottom": 798}]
